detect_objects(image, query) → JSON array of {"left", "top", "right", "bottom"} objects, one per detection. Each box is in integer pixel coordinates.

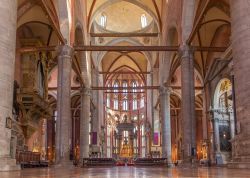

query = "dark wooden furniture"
[
  {"left": 82, "top": 158, "right": 116, "bottom": 167},
  {"left": 134, "top": 158, "right": 168, "bottom": 166},
  {"left": 16, "top": 150, "right": 49, "bottom": 168}
]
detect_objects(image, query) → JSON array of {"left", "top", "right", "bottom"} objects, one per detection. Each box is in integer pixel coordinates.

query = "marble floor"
[{"left": 1, "top": 166, "right": 250, "bottom": 178}]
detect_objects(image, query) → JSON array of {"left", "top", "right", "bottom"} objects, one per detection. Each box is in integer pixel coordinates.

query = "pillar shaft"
[
  {"left": 56, "top": 45, "right": 73, "bottom": 164},
  {"left": 41, "top": 119, "right": 47, "bottom": 160},
  {"left": 229, "top": 0, "right": 250, "bottom": 167},
  {"left": 189, "top": 49, "right": 196, "bottom": 151},
  {"left": 0, "top": 0, "right": 20, "bottom": 171},
  {"left": 213, "top": 118, "right": 220, "bottom": 153},
  {"left": 153, "top": 68, "right": 160, "bottom": 141},
  {"left": 90, "top": 70, "right": 99, "bottom": 146},
  {"left": 180, "top": 45, "right": 196, "bottom": 162},
  {"left": 160, "top": 87, "right": 172, "bottom": 163},
  {"left": 80, "top": 88, "right": 91, "bottom": 158},
  {"left": 202, "top": 90, "right": 208, "bottom": 139}
]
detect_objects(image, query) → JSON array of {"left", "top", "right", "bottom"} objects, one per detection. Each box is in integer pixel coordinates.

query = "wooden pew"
[
  {"left": 16, "top": 150, "right": 49, "bottom": 168},
  {"left": 134, "top": 158, "right": 168, "bottom": 166},
  {"left": 82, "top": 158, "right": 116, "bottom": 167}
]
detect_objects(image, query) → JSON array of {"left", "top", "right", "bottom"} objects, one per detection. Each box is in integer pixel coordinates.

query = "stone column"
[
  {"left": 80, "top": 88, "right": 91, "bottom": 159},
  {"left": 91, "top": 69, "right": 99, "bottom": 147},
  {"left": 41, "top": 119, "right": 47, "bottom": 160},
  {"left": 179, "top": 45, "right": 196, "bottom": 163},
  {"left": 153, "top": 68, "right": 160, "bottom": 144},
  {"left": 212, "top": 118, "right": 220, "bottom": 153},
  {"left": 0, "top": 0, "right": 20, "bottom": 171},
  {"left": 55, "top": 45, "right": 73, "bottom": 164},
  {"left": 228, "top": 0, "right": 250, "bottom": 168},
  {"left": 160, "top": 86, "right": 172, "bottom": 164},
  {"left": 202, "top": 90, "right": 208, "bottom": 140}
]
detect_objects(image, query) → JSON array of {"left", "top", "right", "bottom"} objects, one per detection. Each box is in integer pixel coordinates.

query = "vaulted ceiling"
[
  {"left": 87, "top": 0, "right": 163, "bottom": 31},
  {"left": 101, "top": 43, "right": 149, "bottom": 85},
  {"left": 190, "top": 0, "right": 231, "bottom": 80}
]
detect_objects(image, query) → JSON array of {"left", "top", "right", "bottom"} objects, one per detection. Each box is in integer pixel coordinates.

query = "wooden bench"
[
  {"left": 16, "top": 150, "right": 49, "bottom": 168},
  {"left": 82, "top": 158, "right": 116, "bottom": 167},
  {"left": 134, "top": 158, "right": 168, "bottom": 166}
]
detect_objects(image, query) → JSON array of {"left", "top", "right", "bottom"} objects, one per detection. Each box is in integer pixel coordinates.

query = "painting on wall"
[{"left": 6, "top": 117, "right": 12, "bottom": 129}]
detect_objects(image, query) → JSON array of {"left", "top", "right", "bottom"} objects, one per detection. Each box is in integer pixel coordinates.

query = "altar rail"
[{"left": 16, "top": 150, "right": 49, "bottom": 168}]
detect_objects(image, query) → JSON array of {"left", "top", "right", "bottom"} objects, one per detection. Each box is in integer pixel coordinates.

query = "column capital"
[
  {"left": 56, "top": 45, "right": 74, "bottom": 57},
  {"left": 81, "top": 87, "right": 92, "bottom": 96},
  {"left": 178, "top": 45, "right": 194, "bottom": 59},
  {"left": 159, "top": 86, "right": 172, "bottom": 96}
]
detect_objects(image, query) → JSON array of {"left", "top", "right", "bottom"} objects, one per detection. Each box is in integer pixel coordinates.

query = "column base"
[
  {"left": 167, "top": 162, "right": 175, "bottom": 167},
  {"left": 229, "top": 133, "right": 250, "bottom": 169},
  {"left": 0, "top": 157, "right": 20, "bottom": 171},
  {"left": 178, "top": 158, "right": 199, "bottom": 168}
]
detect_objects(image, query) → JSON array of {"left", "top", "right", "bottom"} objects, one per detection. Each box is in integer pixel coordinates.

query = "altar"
[
  {"left": 120, "top": 144, "right": 133, "bottom": 158},
  {"left": 115, "top": 115, "right": 136, "bottom": 158}
]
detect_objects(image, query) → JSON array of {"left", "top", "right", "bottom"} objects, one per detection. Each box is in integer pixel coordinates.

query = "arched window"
[
  {"left": 133, "top": 99, "right": 137, "bottom": 110},
  {"left": 122, "top": 81, "right": 128, "bottom": 110},
  {"left": 132, "top": 81, "right": 137, "bottom": 93},
  {"left": 123, "top": 80, "right": 128, "bottom": 93},
  {"left": 113, "top": 81, "right": 119, "bottom": 110},
  {"left": 106, "top": 84, "right": 111, "bottom": 107},
  {"left": 141, "top": 14, "right": 147, "bottom": 28},
  {"left": 140, "top": 83, "right": 144, "bottom": 92},
  {"left": 140, "top": 97, "right": 144, "bottom": 108},
  {"left": 123, "top": 99, "right": 128, "bottom": 110},
  {"left": 106, "top": 94, "right": 110, "bottom": 107},
  {"left": 114, "top": 99, "right": 118, "bottom": 110},
  {"left": 100, "top": 13, "right": 107, "bottom": 28},
  {"left": 123, "top": 130, "right": 129, "bottom": 140},
  {"left": 114, "top": 81, "right": 119, "bottom": 93}
]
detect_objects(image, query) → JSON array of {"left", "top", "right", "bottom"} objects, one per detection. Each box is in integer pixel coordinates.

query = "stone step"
[{"left": 228, "top": 162, "right": 250, "bottom": 169}]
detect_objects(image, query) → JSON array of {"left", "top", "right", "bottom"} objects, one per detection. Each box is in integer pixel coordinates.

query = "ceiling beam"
[
  {"left": 104, "top": 91, "right": 146, "bottom": 94},
  {"left": 92, "top": 86, "right": 160, "bottom": 90},
  {"left": 18, "top": 45, "right": 228, "bottom": 53},
  {"left": 48, "top": 87, "right": 80, "bottom": 91},
  {"left": 48, "top": 85, "right": 204, "bottom": 91},
  {"left": 90, "top": 33, "right": 159, "bottom": 37},
  {"left": 170, "top": 108, "right": 203, "bottom": 111},
  {"left": 171, "top": 86, "right": 203, "bottom": 90},
  {"left": 48, "top": 86, "right": 159, "bottom": 91}
]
